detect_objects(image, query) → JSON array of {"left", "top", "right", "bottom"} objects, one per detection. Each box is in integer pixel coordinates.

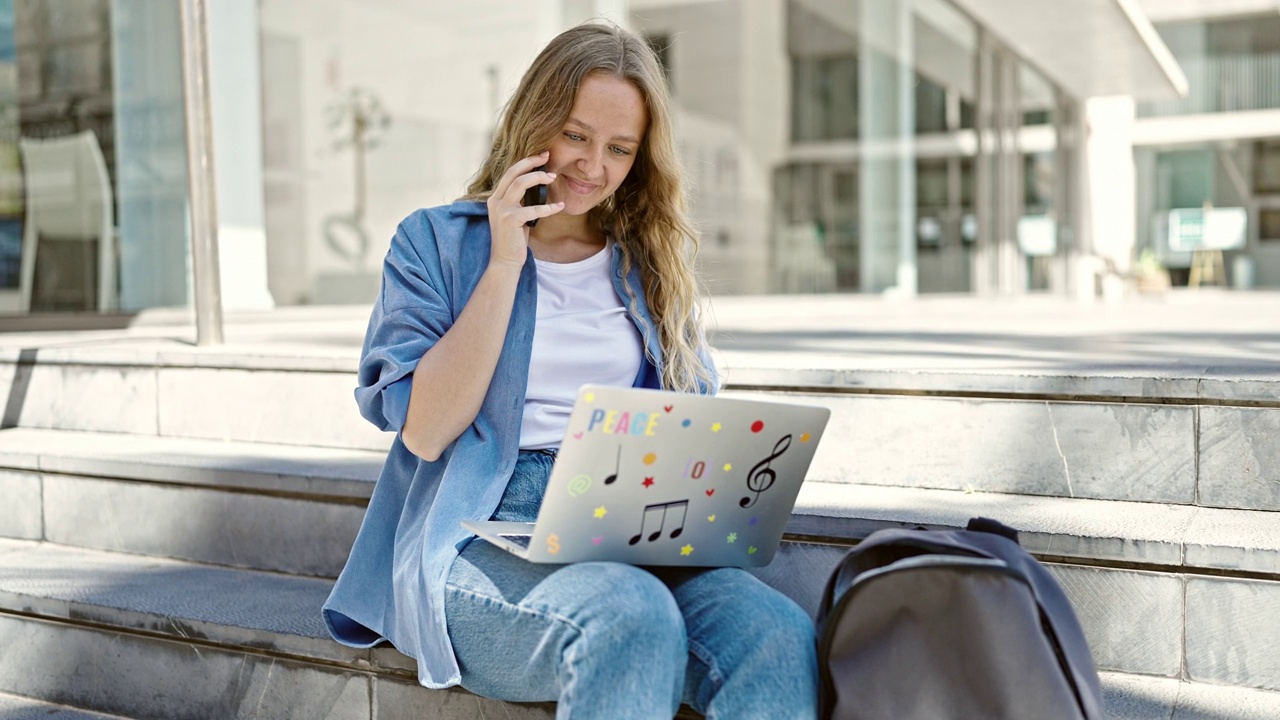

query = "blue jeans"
[{"left": 444, "top": 450, "right": 818, "bottom": 719}]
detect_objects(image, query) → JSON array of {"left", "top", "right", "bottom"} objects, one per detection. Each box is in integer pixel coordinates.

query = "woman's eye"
[
  {"left": 565, "top": 133, "right": 584, "bottom": 141},
  {"left": 610, "top": 146, "right": 631, "bottom": 156}
]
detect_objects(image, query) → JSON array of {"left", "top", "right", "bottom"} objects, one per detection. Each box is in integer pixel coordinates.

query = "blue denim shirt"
[{"left": 322, "top": 200, "right": 715, "bottom": 689}]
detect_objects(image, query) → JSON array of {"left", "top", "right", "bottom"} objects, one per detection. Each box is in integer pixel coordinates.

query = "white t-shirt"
[{"left": 519, "top": 243, "right": 644, "bottom": 449}]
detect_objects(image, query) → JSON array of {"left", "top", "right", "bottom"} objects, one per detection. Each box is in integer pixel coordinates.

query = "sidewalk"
[{"left": 0, "top": 288, "right": 1275, "bottom": 386}]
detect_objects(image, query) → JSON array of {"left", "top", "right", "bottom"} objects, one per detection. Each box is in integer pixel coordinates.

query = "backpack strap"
[{"left": 967, "top": 516, "right": 1020, "bottom": 543}]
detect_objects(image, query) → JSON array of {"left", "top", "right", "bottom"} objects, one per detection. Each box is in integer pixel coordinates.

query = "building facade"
[{"left": 0, "top": 0, "right": 1273, "bottom": 323}]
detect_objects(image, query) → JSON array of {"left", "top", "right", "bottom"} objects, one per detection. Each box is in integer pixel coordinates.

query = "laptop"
[{"left": 462, "top": 384, "right": 830, "bottom": 567}]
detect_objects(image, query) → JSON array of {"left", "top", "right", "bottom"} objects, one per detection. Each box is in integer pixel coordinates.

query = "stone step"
[
  {"left": 0, "top": 538, "right": 1276, "bottom": 719},
  {"left": 1, "top": 345, "right": 1276, "bottom": 512},
  {"left": 4, "top": 537, "right": 1280, "bottom": 707},
  {"left": 0, "top": 428, "right": 381, "bottom": 577},
  {"left": 0, "top": 692, "right": 135, "bottom": 720},
  {"left": 3, "top": 427, "right": 1277, "bottom": 585}
]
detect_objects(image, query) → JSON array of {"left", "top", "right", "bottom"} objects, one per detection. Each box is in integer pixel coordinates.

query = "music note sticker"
[
  {"left": 628, "top": 500, "right": 689, "bottom": 545},
  {"left": 740, "top": 435, "right": 792, "bottom": 509},
  {"left": 604, "top": 446, "right": 621, "bottom": 485}
]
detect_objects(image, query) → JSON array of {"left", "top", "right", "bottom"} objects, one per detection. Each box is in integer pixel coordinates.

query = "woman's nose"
[{"left": 577, "top": 145, "right": 604, "bottom": 178}]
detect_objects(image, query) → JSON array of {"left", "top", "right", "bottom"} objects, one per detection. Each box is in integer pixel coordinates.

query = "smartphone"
[{"left": 523, "top": 165, "right": 548, "bottom": 227}]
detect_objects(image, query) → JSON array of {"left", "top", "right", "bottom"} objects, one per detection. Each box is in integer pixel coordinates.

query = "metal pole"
[{"left": 179, "top": 0, "right": 223, "bottom": 345}]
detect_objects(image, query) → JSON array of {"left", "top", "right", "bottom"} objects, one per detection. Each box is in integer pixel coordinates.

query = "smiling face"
[{"left": 544, "top": 72, "right": 648, "bottom": 218}]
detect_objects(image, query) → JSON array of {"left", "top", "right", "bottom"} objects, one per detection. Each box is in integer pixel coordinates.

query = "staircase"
[{"left": 0, "top": 297, "right": 1278, "bottom": 718}]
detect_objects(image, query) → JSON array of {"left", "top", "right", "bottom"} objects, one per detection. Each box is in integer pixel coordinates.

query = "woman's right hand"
[{"left": 486, "top": 151, "right": 562, "bottom": 270}]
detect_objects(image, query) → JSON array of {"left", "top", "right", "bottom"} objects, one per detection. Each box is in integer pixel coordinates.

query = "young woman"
[{"left": 323, "top": 21, "right": 817, "bottom": 719}]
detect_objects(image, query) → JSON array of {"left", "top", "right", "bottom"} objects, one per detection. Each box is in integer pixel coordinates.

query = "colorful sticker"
[
  {"left": 801, "top": 432, "right": 811, "bottom": 443},
  {"left": 586, "top": 409, "right": 660, "bottom": 436},
  {"left": 727, "top": 532, "right": 738, "bottom": 543},
  {"left": 680, "top": 544, "right": 694, "bottom": 556},
  {"left": 643, "top": 452, "right": 657, "bottom": 465},
  {"left": 592, "top": 536, "right": 603, "bottom": 545},
  {"left": 594, "top": 506, "right": 608, "bottom": 519},
  {"left": 584, "top": 392, "right": 595, "bottom": 403},
  {"left": 682, "top": 419, "right": 692, "bottom": 428},
  {"left": 547, "top": 534, "right": 561, "bottom": 554},
  {"left": 567, "top": 475, "right": 592, "bottom": 497},
  {"left": 642, "top": 477, "right": 655, "bottom": 488},
  {"left": 707, "top": 514, "right": 716, "bottom": 522},
  {"left": 748, "top": 546, "right": 758, "bottom": 555},
  {"left": 751, "top": 420, "right": 764, "bottom": 433},
  {"left": 711, "top": 422, "right": 722, "bottom": 432}
]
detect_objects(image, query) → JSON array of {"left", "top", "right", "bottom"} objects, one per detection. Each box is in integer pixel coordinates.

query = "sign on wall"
[{"left": 1167, "top": 208, "right": 1247, "bottom": 253}]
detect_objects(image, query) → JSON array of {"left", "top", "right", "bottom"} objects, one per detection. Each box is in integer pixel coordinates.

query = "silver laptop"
[{"left": 462, "top": 385, "right": 830, "bottom": 567}]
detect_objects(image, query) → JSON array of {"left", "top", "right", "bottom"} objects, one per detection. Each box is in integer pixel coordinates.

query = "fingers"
[
  {"left": 492, "top": 150, "right": 549, "bottom": 199},
  {"left": 520, "top": 199, "right": 565, "bottom": 226},
  {"left": 511, "top": 169, "right": 557, "bottom": 199}
]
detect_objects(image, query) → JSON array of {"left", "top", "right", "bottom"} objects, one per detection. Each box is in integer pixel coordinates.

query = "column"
[{"left": 858, "top": 0, "right": 916, "bottom": 295}]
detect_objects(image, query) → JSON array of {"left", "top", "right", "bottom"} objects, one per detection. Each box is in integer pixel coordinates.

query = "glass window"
[{"left": 0, "top": 0, "right": 191, "bottom": 317}]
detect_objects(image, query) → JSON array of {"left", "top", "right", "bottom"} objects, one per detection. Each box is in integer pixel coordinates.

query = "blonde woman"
[{"left": 323, "top": 21, "right": 817, "bottom": 719}]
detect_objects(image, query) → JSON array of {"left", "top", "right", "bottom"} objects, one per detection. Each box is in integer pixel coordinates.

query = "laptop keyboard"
[{"left": 500, "top": 534, "right": 533, "bottom": 549}]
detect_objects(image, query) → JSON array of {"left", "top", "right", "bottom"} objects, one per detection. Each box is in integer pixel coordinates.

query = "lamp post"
[{"left": 179, "top": 0, "right": 223, "bottom": 345}]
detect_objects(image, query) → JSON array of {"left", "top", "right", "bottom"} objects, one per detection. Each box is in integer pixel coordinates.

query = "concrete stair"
[{"left": 0, "top": 330, "right": 1277, "bottom": 717}]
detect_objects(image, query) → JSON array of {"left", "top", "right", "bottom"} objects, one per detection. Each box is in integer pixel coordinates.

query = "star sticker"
[
  {"left": 711, "top": 423, "right": 722, "bottom": 432},
  {"left": 642, "top": 477, "right": 654, "bottom": 488},
  {"left": 727, "top": 532, "right": 738, "bottom": 543},
  {"left": 593, "top": 506, "right": 607, "bottom": 519},
  {"left": 680, "top": 544, "right": 694, "bottom": 556}
]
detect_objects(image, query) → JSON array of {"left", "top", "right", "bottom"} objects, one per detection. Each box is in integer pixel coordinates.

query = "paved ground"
[{"left": 0, "top": 288, "right": 1276, "bottom": 381}]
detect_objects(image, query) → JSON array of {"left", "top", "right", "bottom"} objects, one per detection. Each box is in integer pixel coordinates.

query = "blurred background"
[{"left": 0, "top": 0, "right": 1275, "bottom": 321}]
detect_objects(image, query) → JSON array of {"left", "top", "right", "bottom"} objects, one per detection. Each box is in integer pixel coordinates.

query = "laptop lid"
[{"left": 472, "top": 384, "right": 829, "bottom": 567}]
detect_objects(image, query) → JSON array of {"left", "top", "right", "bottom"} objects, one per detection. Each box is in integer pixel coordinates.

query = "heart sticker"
[{"left": 705, "top": 489, "right": 715, "bottom": 497}]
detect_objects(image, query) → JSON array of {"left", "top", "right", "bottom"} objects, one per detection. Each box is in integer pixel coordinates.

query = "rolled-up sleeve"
[{"left": 356, "top": 217, "right": 453, "bottom": 433}]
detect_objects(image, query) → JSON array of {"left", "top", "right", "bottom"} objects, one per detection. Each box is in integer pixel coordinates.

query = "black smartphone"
[{"left": 523, "top": 165, "right": 548, "bottom": 227}]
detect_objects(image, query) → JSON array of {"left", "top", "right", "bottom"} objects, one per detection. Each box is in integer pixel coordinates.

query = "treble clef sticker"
[{"left": 740, "top": 435, "right": 792, "bottom": 509}]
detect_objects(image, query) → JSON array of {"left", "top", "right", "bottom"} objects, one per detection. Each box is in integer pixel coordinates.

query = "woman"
[{"left": 323, "top": 21, "right": 817, "bottom": 719}]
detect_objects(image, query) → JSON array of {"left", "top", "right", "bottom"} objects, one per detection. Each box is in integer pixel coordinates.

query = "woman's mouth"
[{"left": 564, "top": 176, "right": 599, "bottom": 195}]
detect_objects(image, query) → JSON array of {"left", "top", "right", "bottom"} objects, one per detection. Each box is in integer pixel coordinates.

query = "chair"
[{"left": 18, "top": 130, "right": 117, "bottom": 312}]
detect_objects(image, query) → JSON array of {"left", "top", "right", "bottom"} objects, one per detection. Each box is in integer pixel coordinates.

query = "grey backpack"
[{"left": 816, "top": 518, "right": 1103, "bottom": 720}]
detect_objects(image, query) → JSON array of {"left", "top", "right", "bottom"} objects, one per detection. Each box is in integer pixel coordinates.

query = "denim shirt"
[{"left": 322, "top": 200, "right": 715, "bottom": 689}]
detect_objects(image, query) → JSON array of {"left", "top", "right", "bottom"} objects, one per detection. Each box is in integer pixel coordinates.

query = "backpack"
[{"left": 816, "top": 517, "right": 1103, "bottom": 720}]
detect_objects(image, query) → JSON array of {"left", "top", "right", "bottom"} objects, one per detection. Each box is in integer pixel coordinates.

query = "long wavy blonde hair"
[{"left": 464, "top": 21, "right": 713, "bottom": 393}]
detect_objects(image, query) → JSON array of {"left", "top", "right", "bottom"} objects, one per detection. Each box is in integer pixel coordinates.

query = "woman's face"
[{"left": 544, "top": 72, "right": 648, "bottom": 217}]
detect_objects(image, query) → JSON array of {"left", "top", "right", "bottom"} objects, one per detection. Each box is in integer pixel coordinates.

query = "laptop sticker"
[
  {"left": 741, "top": 435, "right": 792, "bottom": 509},
  {"left": 568, "top": 474, "right": 592, "bottom": 496},
  {"left": 604, "top": 446, "right": 621, "bottom": 484},
  {"left": 547, "top": 534, "right": 561, "bottom": 555},
  {"left": 629, "top": 499, "right": 688, "bottom": 544}
]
